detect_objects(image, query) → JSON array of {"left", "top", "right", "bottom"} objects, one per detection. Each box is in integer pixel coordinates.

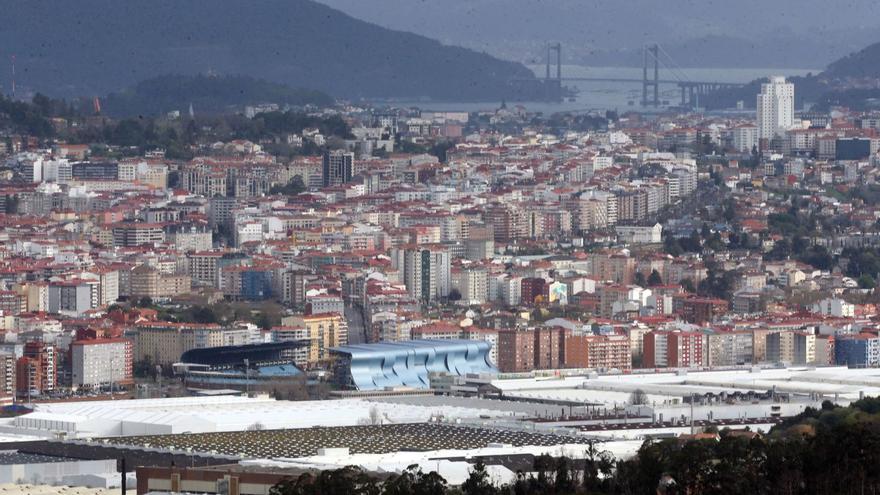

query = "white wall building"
[
  {"left": 733, "top": 124, "right": 758, "bottom": 153},
  {"left": 70, "top": 339, "right": 132, "bottom": 388},
  {"left": 812, "top": 298, "right": 855, "bottom": 318},
  {"left": 616, "top": 223, "right": 662, "bottom": 244},
  {"left": 393, "top": 246, "right": 451, "bottom": 303},
  {"left": 451, "top": 266, "right": 488, "bottom": 305},
  {"left": 235, "top": 221, "right": 263, "bottom": 247},
  {"left": 757, "top": 76, "right": 794, "bottom": 142}
]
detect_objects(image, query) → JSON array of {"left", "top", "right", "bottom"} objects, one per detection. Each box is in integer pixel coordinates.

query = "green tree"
[
  {"left": 461, "top": 459, "right": 498, "bottom": 495},
  {"left": 135, "top": 297, "right": 154, "bottom": 308},
  {"left": 647, "top": 270, "right": 663, "bottom": 287},
  {"left": 722, "top": 198, "right": 737, "bottom": 222},
  {"left": 270, "top": 467, "right": 379, "bottom": 495},
  {"left": 765, "top": 238, "right": 791, "bottom": 261},
  {"left": 554, "top": 457, "right": 576, "bottom": 494},
  {"left": 629, "top": 388, "right": 648, "bottom": 405},
  {"left": 669, "top": 439, "right": 716, "bottom": 494},
  {"left": 798, "top": 246, "right": 833, "bottom": 270},
  {"left": 700, "top": 223, "right": 711, "bottom": 240},
  {"left": 674, "top": 229, "right": 702, "bottom": 253},
  {"left": 530, "top": 454, "right": 556, "bottom": 494},
  {"left": 167, "top": 170, "right": 180, "bottom": 188},
  {"left": 448, "top": 289, "right": 462, "bottom": 302},
  {"left": 634, "top": 272, "right": 646, "bottom": 287},
  {"left": 706, "top": 232, "right": 725, "bottom": 252},
  {"left": 858, "top": 273, "right": 876, "bottom": 289},
  {"left": 791, "top": 235, "right": 809, "bottom": 256},
  {"left": 583, "top": 440, "right": 614, "bottom": 493},
  {"left": 430, "top": 141, "right": 456, "bottom": 163},
  {"left": 4, "top": 195, "right": 19, "bottom": 214},
  {"left": 255, "top": 312, "right": 274, "bottom": 330},
  {"left": 851, "top": 396, "right": 880, "bottom": 414},
  {"left": 132, "top": 356, "right": 155, "bottom": 379},
  {"left": 698, "top": 267, "right": 735, "bottom": 300},
  {"left": 183, "top": 119, "right": 199, "bottom": 143},
  {"left": 270, "top": 176, "right": 306, "bottom": 196},
  {"left": 707, "top": 436, "right": 767, "bottom": 495},
  {"left": 384, "top": 465, "right": 447, "bottom": 495},
  {"left": 664, "top": 236, "right": 684, "bottom": 257},
  {"left": 107, "top": 118, "right": 147, "bottom": 147},
  {"left": 191, "top": 306, "right": 217, "bottom": 324},
  {"left": 844, "top": 247, "right": 880, "bottom": 281},
  {"left": 681, "top": 278, "right": 696, "bottom": 293}
]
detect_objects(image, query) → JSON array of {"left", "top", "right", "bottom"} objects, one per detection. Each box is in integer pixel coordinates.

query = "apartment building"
[
  {"left": 281, "top": 313, "right": 348, "bottom": 367},
  {"left": 71, "top": 338, "right": 133, "bottom": 388},
  {"left": 564, "top": 334, "right": 631, "bottom": 370},
  {"left": 644, "top": 331, "right": 707, "bottom": 368},
  {"left": 135, "top": 322, "right": 249, "bottom": 367}
]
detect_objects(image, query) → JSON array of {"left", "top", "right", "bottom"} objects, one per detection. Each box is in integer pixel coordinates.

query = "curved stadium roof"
[
  {"left": 330, "top": 339, "right": 497, "bottom": 391},
  {"left": 180, "top": 341, "right": 306, "bottom": 368}
]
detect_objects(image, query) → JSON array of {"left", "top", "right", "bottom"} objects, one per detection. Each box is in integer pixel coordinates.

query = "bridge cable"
[{"left": 655, "top": 44, "right": 692, "bottom": 84}]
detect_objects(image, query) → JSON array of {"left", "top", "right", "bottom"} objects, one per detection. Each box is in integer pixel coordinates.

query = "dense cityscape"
[{"left": 4, "top": 1, "right": 880, "bottom": 495}]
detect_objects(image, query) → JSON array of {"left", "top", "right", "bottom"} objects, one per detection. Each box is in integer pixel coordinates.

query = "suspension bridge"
[{"left": 523, "top": 43, "right": 743, "bottom": 107}]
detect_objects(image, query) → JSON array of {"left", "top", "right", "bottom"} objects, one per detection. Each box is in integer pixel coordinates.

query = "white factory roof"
[
  {"left": 8, "top": 395, "right": 523, "bottom": 438},
  {"left": 9, "top": 366, "right": 880, "bottom": 440},
  {"left": 0, "top": 485, "right": 116, "bottom": 495},
  {"left": 493, "top": 366, "right": 880, "bottom": 404}
]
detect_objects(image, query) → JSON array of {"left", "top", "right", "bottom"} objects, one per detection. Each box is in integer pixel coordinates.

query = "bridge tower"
[
  {"left": 546, "top": 46, "right": 551, "bottom": 80},
  {"left": 545, "top": 42, "right": 563, "bottom": 101},
  {"left": 553, "top": 42, "right": 561, "bottom": 81},
  {"left": 642, "top": 44, "right": 659, "bottom": 107}
]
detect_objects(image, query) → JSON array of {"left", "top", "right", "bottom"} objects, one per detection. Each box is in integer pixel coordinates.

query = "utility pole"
[
  {"left": 110, "top": 357, "right": 114, "bottom": 399},
  {"left": 120, "top": 457, "right": 126, "bottom": 495},
  {"left": 244, "top": 358, "right": 250, "bottom": 396},
  {"left": 156, "top": 365, "right": 162, "bottom": 399}
]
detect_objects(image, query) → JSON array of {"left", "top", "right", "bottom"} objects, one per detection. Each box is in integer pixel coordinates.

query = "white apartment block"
[{"left": 757, "top": 76, "right": 794, "bottom": 142}]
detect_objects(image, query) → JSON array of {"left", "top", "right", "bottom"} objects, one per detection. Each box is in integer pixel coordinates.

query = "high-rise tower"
[{"left": 757, "top": 76, "right": 794, "bottom": 145}]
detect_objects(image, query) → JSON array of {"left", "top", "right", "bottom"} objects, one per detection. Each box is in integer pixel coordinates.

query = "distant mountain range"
[
  {"left": 700, "top": 40, "right": 880, "bottom": 111},
  {"left": 575, "top": 35, "right": 838, "bottom": 70},
  {"left": 318, "top": 0, "right": 880, "bottom": 70},
  {"left": 825, "top": 41, "right": 880, "bottom": 79},
  {"left": 0, "top": 0, "right": 537, "bottom": 102}
]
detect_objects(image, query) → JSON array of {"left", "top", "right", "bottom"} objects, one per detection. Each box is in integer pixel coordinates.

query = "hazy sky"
[{"left": 317, "top": 0, "right": 880, "bottom": 66}]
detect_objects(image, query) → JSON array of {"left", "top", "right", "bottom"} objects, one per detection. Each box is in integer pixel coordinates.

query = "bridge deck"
[
  {"left": 562, "top": 77, "right": 740, "bottom": 86},
  {"left": 513, "top": 77, "right": 741, "bottom": 86}
]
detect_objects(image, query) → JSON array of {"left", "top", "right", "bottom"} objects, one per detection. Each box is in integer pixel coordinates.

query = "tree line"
[{"left": 1, "top": 93, "right": 353, "bottom": 160}]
